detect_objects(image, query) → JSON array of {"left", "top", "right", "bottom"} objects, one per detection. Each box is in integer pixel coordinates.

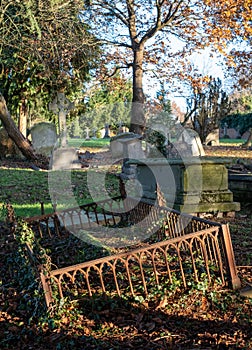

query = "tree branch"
[{"left": 141, "top": 0, "right": 184, "bottom": 45}]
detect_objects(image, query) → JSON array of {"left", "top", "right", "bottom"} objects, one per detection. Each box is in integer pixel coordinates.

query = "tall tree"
[
  {"left": 183, "top": 77, "right": 230, "bottom": 143},
  {"left": 84, "top": 0, "right": 251, "bottom": 135},
  {"left": 83, "top": 73, "right": 133, "bottom": 131},
  {"left": 0, "top": 0, "right": 99, "bottom": 155}
]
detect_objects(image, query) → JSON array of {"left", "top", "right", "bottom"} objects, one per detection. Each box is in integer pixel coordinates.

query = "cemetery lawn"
[
  {"left": 68, "top": 137, "right": 110, "bottom": 149},
  {"left": 0, "top": 144, "right": 251, "bottom": 349}
]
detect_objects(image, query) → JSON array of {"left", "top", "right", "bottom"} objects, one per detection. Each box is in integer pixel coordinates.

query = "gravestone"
[
  {"left": 49, "top": 92, "right": 74, "bottom": 147},
  {"left": 92, "top": 128, "right": 97, "bottom": 138},
  {"left": 111, "top": 134, "right": 146, "bottom": 181},
  {"left": 110, "top": 133, "right": 145, "bottom": 158},
  {"left": 223, "top": 122, "right": 228, "bottom": 138},
  {"left": 127, "top": 158, "right": 240, "bottom": 215},
  {"left": 205, "top": 128, "right": 220, "bottom": 146},
  {"left": 51, "top": 147, "right": 80, "bottom": 170},
  {"left": 118, "top": 121, "right": 123, "bottom": 134},
  {"left": 174, "top": 128, "right": 205, "bottom": 157},
  {"left": 30, "top": 122, "right": 57, "bottom": 156}
]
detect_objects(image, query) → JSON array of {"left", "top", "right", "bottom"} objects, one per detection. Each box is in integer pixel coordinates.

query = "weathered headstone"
[
  {"left": 205, "top": 128, "right": 220, "bottom": 146},
  {"left": 49, "top": 92, "right": 74, "bottom": 147},
  {"left": 118, "top": 121, "right": 123, "bottom": 134},
  {"left": 175, "top": 128, "right": 205, "bottom": 157},
  {"left": 110, "top": 133, "right": 143, "bottom": 158},
  {"left": 111, "top": 134, "right": 146, "bottom": 181},
  {"left": 30, "top": 122, "right": 57, "bottom": 156},
  {"left": 223, "top": 122, "right": 228, "bottom": 138},
  {"left": 51, "top": 147, "right": 80, "bottom": 170},
  {"left": 128, "top": 158, "right": 240, "bottom": 215},
  {"left": 92, "top": 128, "right": 97, "bottom": 138}
]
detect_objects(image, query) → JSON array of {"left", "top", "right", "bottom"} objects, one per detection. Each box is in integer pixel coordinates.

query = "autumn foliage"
[{"left": 85, "top": 0, "right": 251, "bottom": 133}]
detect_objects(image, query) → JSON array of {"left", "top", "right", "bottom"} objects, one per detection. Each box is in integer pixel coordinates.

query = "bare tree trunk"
[
  {"left": 0, "top": 94, "right": 37, "bottom": 160},
  {"left": 129, "top": 47, "right": 146, "bottom": 135}
]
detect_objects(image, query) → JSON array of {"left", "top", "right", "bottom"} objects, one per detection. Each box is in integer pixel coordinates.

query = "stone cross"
[
  {"left": 85, "top": 127, "right": 90, "bottom": 140},
  {"left": 49, "top": 92, "right": 74, "bottom": 147}
]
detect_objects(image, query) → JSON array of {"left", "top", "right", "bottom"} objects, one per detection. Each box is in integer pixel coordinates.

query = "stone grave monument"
[
  {"left": 30, "top": 122, "right": 57, "bottom": 156},
  {"left": 205, "top": 128, "right": 220, "bottom": 146},
  {"left": 110, "top": 132, "right": 144, "bottom": 158},
  {"left": 119, "top": 128, "right": 240, "bottom": 216},
  {"left": 174, "top": 127, "right": 205, "bottom": 157},
  {"left": 49, "top": 92, "right": 74, "bottom": 147},
  {"left": 85, "top": 127, "right": 90, "bottom": 140}
]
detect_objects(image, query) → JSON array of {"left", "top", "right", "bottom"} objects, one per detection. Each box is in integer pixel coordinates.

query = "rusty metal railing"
[
  {"left": 20, "top": 196, "right": 240, "bottom": 308},
  {"left": 25, "top": 196, "right": 124, "bottom": 238}
]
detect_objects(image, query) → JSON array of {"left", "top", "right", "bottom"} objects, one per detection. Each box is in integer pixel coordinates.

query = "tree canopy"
[
  {"left": 0, "top": 0, "right": 100, "bottom": 159},
  {"left": 84, "top": 0, "right": 251, "bottom": 134},
  {"left": 69, "top": 72, "right": 133, "bottom": 136},
  {"left": 0, "top": 0, "right": 99, "bottom": 126}
]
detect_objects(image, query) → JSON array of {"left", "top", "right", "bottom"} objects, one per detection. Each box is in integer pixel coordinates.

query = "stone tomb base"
[
  {"left": 127, "top": 158, "right": 240, "bottom": 215},
  {"left": 228, "top": 172, "right": 252, "bottom": 203}
]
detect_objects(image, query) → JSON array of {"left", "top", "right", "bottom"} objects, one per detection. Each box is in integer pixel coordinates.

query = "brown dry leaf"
[
  {"left": 201, "top": 296, "right": 208, "bottom": 311},
  {"left": 83, "top": 326, "right": 91, "bottom": 335},
  {"left": 61, "top": 316, "right": 69, "bottom": 325},
  {"left": 155, "top": 295, "right": 168, "bottom": 310},
  {"left": 86, "top": 319, "right": 96, "bottom": 327}
]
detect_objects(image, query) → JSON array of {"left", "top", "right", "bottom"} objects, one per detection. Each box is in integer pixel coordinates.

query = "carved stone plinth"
[{"left": 127, "top": 157, "right": 240, "bottom": 214}]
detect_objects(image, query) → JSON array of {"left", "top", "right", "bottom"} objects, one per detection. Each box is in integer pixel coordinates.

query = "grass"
[
  {"left": 67, "top": 136, "right": 246, "bottom": 149},
  {"left": 8, "top": 203, "right": 53, "bottom": 218},
  {"left": 0, "top": 139, "right": 250, "bottom": 219},
  {"left": 0, "top": 166, "right": 120, "bottom": 219},
  {"left": 220, "top": 138, "right": 245, "bottom": 145},
  {"left": 0, "top": 168, "right": 51, "bottom": 218},
  {"left": 68, "top": 137, "right": 110, "bottom": 149}
]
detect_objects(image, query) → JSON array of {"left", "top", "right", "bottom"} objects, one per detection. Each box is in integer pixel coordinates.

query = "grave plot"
[{"left": 15, "top": 196, "right": 241, "bottom": 308}]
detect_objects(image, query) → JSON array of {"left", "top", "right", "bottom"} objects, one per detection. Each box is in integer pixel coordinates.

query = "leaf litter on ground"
[{"left": 0, "top": 145, "right": 252, "bottom": 349}]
